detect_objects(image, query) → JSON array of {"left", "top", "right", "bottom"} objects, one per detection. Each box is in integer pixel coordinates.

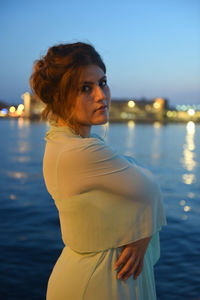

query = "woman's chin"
[
  {"left": 94, "top": 116, "right": 109, "bottom": 125},
  {"left": 94, "top": 111, "right": 109, "bottom": 124}
]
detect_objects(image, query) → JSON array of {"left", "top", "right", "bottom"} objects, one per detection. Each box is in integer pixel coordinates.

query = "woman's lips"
[{"left": 95, "top": 105, "right": 108, "bottom": 112}]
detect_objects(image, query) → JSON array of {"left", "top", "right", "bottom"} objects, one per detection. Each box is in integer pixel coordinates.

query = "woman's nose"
[{"left": 94, "top": 85, "right": 106, "bottom": 101}]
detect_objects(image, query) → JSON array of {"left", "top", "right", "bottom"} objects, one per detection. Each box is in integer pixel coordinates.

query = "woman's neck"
[
  {"left": 78, "top": 126, "right": 91, "bottom": 138},
  {"left": 56, "top": 118, "right": 91, "bottom": 138}
]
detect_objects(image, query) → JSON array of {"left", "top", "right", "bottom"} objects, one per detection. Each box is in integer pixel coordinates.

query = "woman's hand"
[{"left": 114, "top": 236, "right": 152, "bottom": 281}]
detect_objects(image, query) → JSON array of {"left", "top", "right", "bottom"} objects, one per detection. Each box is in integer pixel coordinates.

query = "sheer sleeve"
[
  {"left": 44, "top": 129, "right": 166, "bottom": 253},
  {"left": 57, "top": 138, "right": 158, "bottom": 202}
]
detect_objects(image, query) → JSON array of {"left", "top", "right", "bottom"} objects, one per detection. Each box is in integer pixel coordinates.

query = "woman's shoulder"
[
  {"left": 44, "top": 125, "right": 103, "bottom": 147},
  {"left": 90, "top": 132, "right": 105, "bottom": 142}
]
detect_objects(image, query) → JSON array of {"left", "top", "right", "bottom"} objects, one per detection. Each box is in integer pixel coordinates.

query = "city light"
[
  {"left": 166, "top": 111, "right": 171, "bottom": 117},
  {"left": 16, "top": 104, "right": 24, "bottom": 116},
  {"left": 177, "top": 105, "right": 200, "bottom": 112},
  {"left": 153, "top": 102, "right": 161, "bottom": 109},
  {"left": 18, "top": 104, "right": 24, "bottom": 111},
  {"left": 153, "top": 98, "right": 164, "bottom": 110},
  {"left": 9, "top": 106, "right": 16, "bottom": 113},
  {"left": 128, "top": 100, "right": 135, "bottom": 108},
  {"left": 120, "top": 112, "right": 128, "bottom": 119},
  {"left": 166, "top": 111, "right": 177, "bottom": 118},
  {"left": 187, "top": 108, "right": 195, "bottom": 116},
  {"left": 0, "top": 108, "right": 8, "bottom": 116},
  {"left": 182, "top": 105, "right": 187, "bottom": 111},
  {"left": 155, "top": 98, "right": 164, "bottom": 101}
]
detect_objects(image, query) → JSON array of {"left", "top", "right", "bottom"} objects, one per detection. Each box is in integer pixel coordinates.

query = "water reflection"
[
  {"left": 179, "top": 199, "right": 192, "bottom": 221},
  {"left": 182, "top": 173, "right": 196, "bottom": 185},
  {"left": 153, "top": 121, "right": 162, "bottom": 129},
  {"left": 7, "top": 119, "right": 32, "bottom": 155},
  {"left": 181, "top": 122, "right": 196, "bottom": 184},
  {"left": 11, "top": 156, "right": 31, "bottom": 163},
  {"left": 128, "top": 120, "right": 135, "bottom": 129},
  {"left": 125, "top": 121, "right": 135, "bottom": 154},
  {"left": 18, "top": 142, "right": 31, "bottom": 153},
  {"left": 184, "top": 205, "right": 191, "bottom": 212},
  {"left": 151, "top": 122, "right": 162, "bottom": 161},
  {"left": 17, "top": 118, "right": 31, "bottom": 141},
  {"left": 18, "top": 117, "right": 25, "bottom": 128},
  {"left": 10, "top": 194, "right": 16, "bottom": 200},
  {"left": 7, "top": 171, "right": 28, "bottom": 179},
  {"left": 17, "top": 117, "right": 30, "bottom": 128},
  {"left": 188, "top": 192, "right": 195, "bottom": 198},
  {"left": 179, "top": 200, "right": 186, "bottom": 206}
]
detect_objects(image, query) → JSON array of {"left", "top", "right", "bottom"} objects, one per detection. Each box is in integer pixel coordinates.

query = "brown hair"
[{"left": 29, "top": 42, "right": 106, "bottom": 131}]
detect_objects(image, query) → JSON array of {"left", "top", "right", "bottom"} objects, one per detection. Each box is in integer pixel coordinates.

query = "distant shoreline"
[{"left": 0, "top": 116, "right": 199, "bottom": 124}]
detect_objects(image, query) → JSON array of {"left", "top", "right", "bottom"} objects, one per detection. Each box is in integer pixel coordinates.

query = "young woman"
[{"left": 30, "top": 42, "right": 166, "bottom": 300}]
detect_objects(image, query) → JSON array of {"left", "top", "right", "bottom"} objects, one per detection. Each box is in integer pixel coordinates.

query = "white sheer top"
[{"left": 43, "top": 124, "right": 166, "bottom": 261}]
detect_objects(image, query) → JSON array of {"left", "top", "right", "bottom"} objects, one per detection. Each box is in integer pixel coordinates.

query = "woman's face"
[{"left": 72, "top": 64, "right": 111, "bottom": 136}]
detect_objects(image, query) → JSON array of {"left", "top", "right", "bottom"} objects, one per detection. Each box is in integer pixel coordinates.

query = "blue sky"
[{"left": 1, "top": 0, "right": 200, "bottom": 105}]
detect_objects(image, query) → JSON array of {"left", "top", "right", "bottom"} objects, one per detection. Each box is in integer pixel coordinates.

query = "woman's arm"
[
  {"left": 54, "top": 138, "right": 166, "bottom": 253},
  {"left": 57, "top": 138, "right": 158, "bottom": 202}
]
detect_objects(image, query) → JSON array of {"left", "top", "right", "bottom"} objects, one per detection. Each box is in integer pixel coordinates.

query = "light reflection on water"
[
  {"left": 188, "top": 192, "right": 195, "bottom": 198},
  {"left": 11, "top": 156, "right": 31, "bottom": 163},
  {"left": 151, "top": 122, "right": 162, "bottom": 161},
  {"left": 17, "top": 142, "right": 31, "bottom": 154},
  {"left": 181, "top": 122, "right": 197, "bottom": 185},
  {"left": 125, "top": 121, "right": 135, "bottom": 155},
  {"left": 6, "top": 171, "right": 28, "bottom": 179},
  {"left": 181, "top": 122, "right": 196, "bottom": 171},
  {"left": 182, "top": 173, "right": 195, "bottom": 185},
  {"left": 180, "top": 122, "right": 199, "bottom": 221}
]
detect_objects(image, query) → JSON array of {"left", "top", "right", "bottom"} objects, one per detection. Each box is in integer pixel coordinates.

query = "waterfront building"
[
  {"left": 109, "top": 98, "right": 168, "bottom": 122},
  {"left": 22, "top": 92, "right": 45, "bottom": 119}
]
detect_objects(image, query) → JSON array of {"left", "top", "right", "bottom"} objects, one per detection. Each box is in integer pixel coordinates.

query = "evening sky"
[{"left": 0, "top": 0, "right": 200, "bottom": 105}]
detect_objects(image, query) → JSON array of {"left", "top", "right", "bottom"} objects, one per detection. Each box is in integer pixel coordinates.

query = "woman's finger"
[
  {"left": 133, "top": 259, "right": 144, "bottom": 280},
  {"left": 116, "top": 256, "right": 136, "bottom": 279},
  {"left": 121, "top": 257, "right": 140, "bottom": 280},
  {"left": 114, "top": 248, "right": 131, "bottom": 270}
]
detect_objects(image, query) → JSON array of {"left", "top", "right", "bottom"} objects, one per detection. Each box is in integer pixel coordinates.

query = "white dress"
[{"left": 43, "top": 124, "right": 166, "bottom": 300}]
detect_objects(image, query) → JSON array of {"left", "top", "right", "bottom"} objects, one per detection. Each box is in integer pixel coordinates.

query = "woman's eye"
[
  {"left": 100, "top": 80, "right": 107, "bottom": 87},
  {"left": 81, "top": 85, "right": 92, "bottom": 93}
]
